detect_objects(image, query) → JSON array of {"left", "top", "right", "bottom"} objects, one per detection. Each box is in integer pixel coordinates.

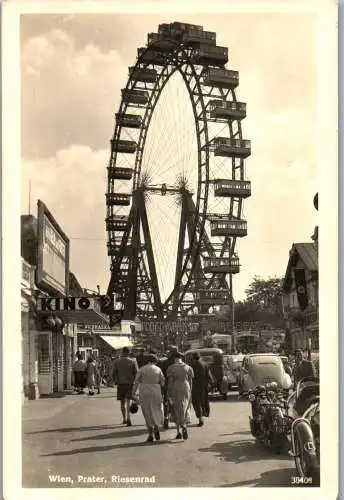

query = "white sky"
[{"left": 20, "top": 11, "right": 318, "bottom": 301}]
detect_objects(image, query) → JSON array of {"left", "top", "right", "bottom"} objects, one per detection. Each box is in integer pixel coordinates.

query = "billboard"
[{"left": 36, "top": 200, "right": 69, "bottom": 295}]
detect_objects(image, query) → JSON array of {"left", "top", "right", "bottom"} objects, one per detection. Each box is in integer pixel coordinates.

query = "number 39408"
[{"left": 291, "top": 476, "right": 313, "bottom": 485}]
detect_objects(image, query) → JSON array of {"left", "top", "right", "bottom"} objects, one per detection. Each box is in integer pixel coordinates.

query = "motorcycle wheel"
[{"left": 294, "top": 433, "right": 320, "bottom": 485}]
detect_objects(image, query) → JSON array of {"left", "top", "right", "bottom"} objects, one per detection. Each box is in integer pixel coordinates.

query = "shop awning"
[
  {"left": 100, "top": 335, "right": 133, "bottom": 350},
  {"left": 37, "top": 309, "right": 109, "bottom": 325}
]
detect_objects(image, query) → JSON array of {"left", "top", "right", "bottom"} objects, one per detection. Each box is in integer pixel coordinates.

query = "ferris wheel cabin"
[
  {"left": 213, "top": 137, "right": 251, "bottom": 158},
  {"left": 158, "top": 22, "right": 203, "bottom": 39},
  {"left": 105, "top": 215, "right": 128, "bottom": 232},
  {"left": 129, "top": 66, "right": 158, "bottom": 83},
  {"left": 192, "top": 45, "right": 228, "bottom": 66},
  {"left": 196, "top": 289, "right": 231, "bottom": 305},
  {"left": 182, "top": 29, "right": 217, "bottom": 47},
  {"left": 214, "top": 179, "right": 251, "bottom": 198},
  {"left": 137, "top": 47, "right": 167, "bottom": 66},
  {"left": 147, "top": 33, "right": 176, "bottom": 52},
  {"left": 108, "top": 167, "right": 133, "bottom": 180},
  {"left": 111, "top": 139, "right": 137, "bottom": 154},
  {"left": 203, "top": 68, "right": 239, "bottom": 89},
  {"left": 203, "top": 256, "right": 240, "bottom": 274},
  {"left": 107, "top": 236, "right": 124, "bottom": 256},
  {"left": 211, "top": 219, "right": 247, "bottom": 237},
  {"left": 106, "top": 193, "right": 131, "bottom": 206},
  {"left": 209, "top": 100, "right": 247, "bottom": 120},
  {"left": 115, "top": 113, "right": 142, "bottom": 129},
  {"left": 121, "top": 89, "right": 149, "bottom": 106}
]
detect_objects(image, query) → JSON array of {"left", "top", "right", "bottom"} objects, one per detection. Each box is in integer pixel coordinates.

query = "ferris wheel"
[{"left": 106, "top": 22, "right": 251, "bottom": 321}]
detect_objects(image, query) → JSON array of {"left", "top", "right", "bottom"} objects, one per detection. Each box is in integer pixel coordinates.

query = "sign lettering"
[{"left": 37, "top": 297, "right": 97, "bottom": 312}]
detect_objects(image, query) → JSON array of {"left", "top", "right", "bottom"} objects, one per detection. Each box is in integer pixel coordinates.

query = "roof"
[
  {"left": 282, "top": 242, "right": 318, "bottom": 292},
  {"left": 293, "top": 243, "right": 318, "bottom": 271}
]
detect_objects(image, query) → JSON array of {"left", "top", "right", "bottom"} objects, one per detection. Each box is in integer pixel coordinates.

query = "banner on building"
[
  {"left": 294, "top": 269, "right": 308, "bottom": 310},
  {"left": 142, "top": 321, "right": 199, "bottom": 335},
  {"left": 36, "top": 200, "right": 70, "bottom": 295}
]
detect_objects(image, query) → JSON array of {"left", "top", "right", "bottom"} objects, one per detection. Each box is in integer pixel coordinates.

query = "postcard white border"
[{"left": 2, "top": 1, "right": 338, "bottom": 499}]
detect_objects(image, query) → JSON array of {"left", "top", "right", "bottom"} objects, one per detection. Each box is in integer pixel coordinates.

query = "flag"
[{"left": 294, "top": 269, "right": 308, "bottom": 310}]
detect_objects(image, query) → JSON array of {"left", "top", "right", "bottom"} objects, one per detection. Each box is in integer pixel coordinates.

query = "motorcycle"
[
  {"left": 289, "top": 377, "right": 320, "bottom": 484},
  {"left": 248, "top": 382, "right": 291, "bottom": 454}
]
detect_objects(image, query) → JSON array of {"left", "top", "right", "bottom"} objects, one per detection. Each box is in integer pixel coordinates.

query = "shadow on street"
[
  {"left": 26, "top": 424, "right": 146, "bottom": 435},
  {"left": 198, "top": 438, "right": 291, "bottom": 464},
  {"left": 70, "top": 428, "right": 149, "bottom": 441},
  {"left": 42, "top": 438, "right": 180, "bottom": 457}
]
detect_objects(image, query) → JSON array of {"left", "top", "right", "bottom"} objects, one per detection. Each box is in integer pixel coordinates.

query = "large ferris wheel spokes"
[{"left": 106, "top": 22, "right": 251, "bottom": 321}]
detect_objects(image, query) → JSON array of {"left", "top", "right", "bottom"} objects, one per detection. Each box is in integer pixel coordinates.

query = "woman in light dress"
[
  {"left": 166, "top": 352, "right": 194, "bottom": 440},
  {"left": 132, "top": 353, "right": 165, "bottom": 442}
]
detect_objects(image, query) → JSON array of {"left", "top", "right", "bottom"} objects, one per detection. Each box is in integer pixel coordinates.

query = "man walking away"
[
  {"left": 292, "top": 349, "right": 317, "bottom": 389},
  {"left": 72, "top": 352, "right": 87, "bottom": 394},
  {"left": 190, "top": 352, "right": 212, "bottom": 427},
  {"left": 112, "top": 347, "right": 138, "bottom": 426}
]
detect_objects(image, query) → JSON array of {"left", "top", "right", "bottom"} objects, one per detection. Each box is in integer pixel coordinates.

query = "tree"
[
  {"left": 245, "top": 276, "right": 284, "bottom": 312},
  {"left": 235, "top": 275, "right": 285, "bottom": 328}
]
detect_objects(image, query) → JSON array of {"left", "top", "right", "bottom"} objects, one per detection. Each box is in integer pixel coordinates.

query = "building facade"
[
  {"left": 282, "top": 242, "right": 319, "bottom": 351},
  {"left": 21, "top": 201, "right": 110, "bottom": 398}
]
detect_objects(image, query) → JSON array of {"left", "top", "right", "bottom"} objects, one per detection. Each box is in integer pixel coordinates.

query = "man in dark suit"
[
  {"left": 292, "top": 349, "right": 317, "bottom": 389},
  {"left": 190, "top": 352, "right": 213, "bottom": 427},
  {"left": 158, "top": 346, "right": 178, "bottom": 428}
]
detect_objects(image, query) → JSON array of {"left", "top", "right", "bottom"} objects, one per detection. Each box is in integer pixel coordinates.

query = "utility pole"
[
  {"left": 230, "top": 272, "right": 236, "bottom": 353},
  {"left": 28, "top": 179, "right": 32, "bottom": 214}
]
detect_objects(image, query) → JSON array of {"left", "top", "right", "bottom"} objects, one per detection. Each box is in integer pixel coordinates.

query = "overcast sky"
[{"left": 20, "top": 10, "right": 318, "bottom": 301}]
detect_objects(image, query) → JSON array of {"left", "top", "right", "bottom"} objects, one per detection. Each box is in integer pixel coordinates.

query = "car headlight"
[{"left": 248, "top": 393, "right": 256, "bottom": 402}]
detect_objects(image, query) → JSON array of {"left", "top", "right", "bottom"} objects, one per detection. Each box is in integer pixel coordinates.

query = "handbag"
[{"left": 129, "top": 401, "right": 139, "bottom": 414}]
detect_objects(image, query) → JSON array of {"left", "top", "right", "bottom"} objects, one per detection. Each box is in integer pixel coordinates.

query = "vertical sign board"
[{"left": 36, "top": 200, "right": 70, "bottom": 295}]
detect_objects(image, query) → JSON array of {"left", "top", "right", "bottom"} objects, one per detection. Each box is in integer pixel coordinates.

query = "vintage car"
[
  {"left": 223, "top": 354, "right": 245, "bottom": 390},
  {"left": 184, "top": 347, "right": 229, "bottom": 399},
  {"left": 237, "top": 353, "right": 292, "bottom": 394}
]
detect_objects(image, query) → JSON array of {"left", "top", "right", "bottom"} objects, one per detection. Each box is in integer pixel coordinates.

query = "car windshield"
[{"left": 199, "top": 354, "right": 215, "bottom": 364}]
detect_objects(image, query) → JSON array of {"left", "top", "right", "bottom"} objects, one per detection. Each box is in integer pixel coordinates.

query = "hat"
[
  {"left": 173, "top": 351, "right": 184, "bottom": 359},
  {"left": 130, "top": 401, "right": 139, "bottom": 414},
  {"left": 146, "top": 353, "right": 158, "bottom": 363}
]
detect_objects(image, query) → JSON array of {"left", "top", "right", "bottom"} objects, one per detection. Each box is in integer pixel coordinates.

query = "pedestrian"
[
  {"left": 136, "top": 348, "right": 146, "bottom": 368},
  {"left": 158, "top": 346, "right": 178, "bottom": 428},
  {"left": 132, "top": 353, "right": 165, "bottom": 442},
  {"left": 95, "top": 356, "right": 102, "bottom": 394},
  {"left": 86, "top": 355, "right": 99, "bottom": 396},
  {"left": 189, "top": 352, "right": 212, "bottom": 427},
  {"left": 112, "top": 347, "right": 138, "bottom": 426},
  {"left": 72, "top": 352, "right": 87, "bottom": 394},
  {"left": 292, "top": 349, "right": 317, "bottom": 389},
  {"left": 166, "top": 351, "right": 194, "bottom": 440}
]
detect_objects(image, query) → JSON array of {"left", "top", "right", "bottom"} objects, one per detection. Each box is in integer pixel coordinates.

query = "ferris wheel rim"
[
  {"left": 108, "top": 40, "right": 210, "bottom": 314},
  {"left": 106, "top": 27, "right": 250, "bottom": 320}
]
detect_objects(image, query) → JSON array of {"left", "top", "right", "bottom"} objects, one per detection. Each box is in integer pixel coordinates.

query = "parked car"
[
  {"left": 224, "top": 354, "right": 245, "bottom": 390},
  {"left": 184, "top": 347, "right": 229, "bottom": 399},
  {"left": 237, "top": 353, "right": 292, "bottom": 394}
]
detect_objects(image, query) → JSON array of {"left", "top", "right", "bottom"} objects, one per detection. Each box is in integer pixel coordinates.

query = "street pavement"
[{"left": 22, "top": 387, "right": 298, "bottom": 488}]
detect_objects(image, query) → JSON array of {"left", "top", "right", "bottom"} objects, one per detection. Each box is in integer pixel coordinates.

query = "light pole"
[{"left": 230, "top": 271, "right": 236, "bottom": 353}]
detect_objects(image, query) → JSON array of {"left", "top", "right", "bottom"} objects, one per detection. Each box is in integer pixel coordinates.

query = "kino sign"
[{"left": 37, "top": 297, "right": 99, "bottom": 312}]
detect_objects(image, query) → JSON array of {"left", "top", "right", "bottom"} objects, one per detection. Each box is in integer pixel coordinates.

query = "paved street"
[{"left": 22, "top": 388, "right": 297, "bottom": 488}]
